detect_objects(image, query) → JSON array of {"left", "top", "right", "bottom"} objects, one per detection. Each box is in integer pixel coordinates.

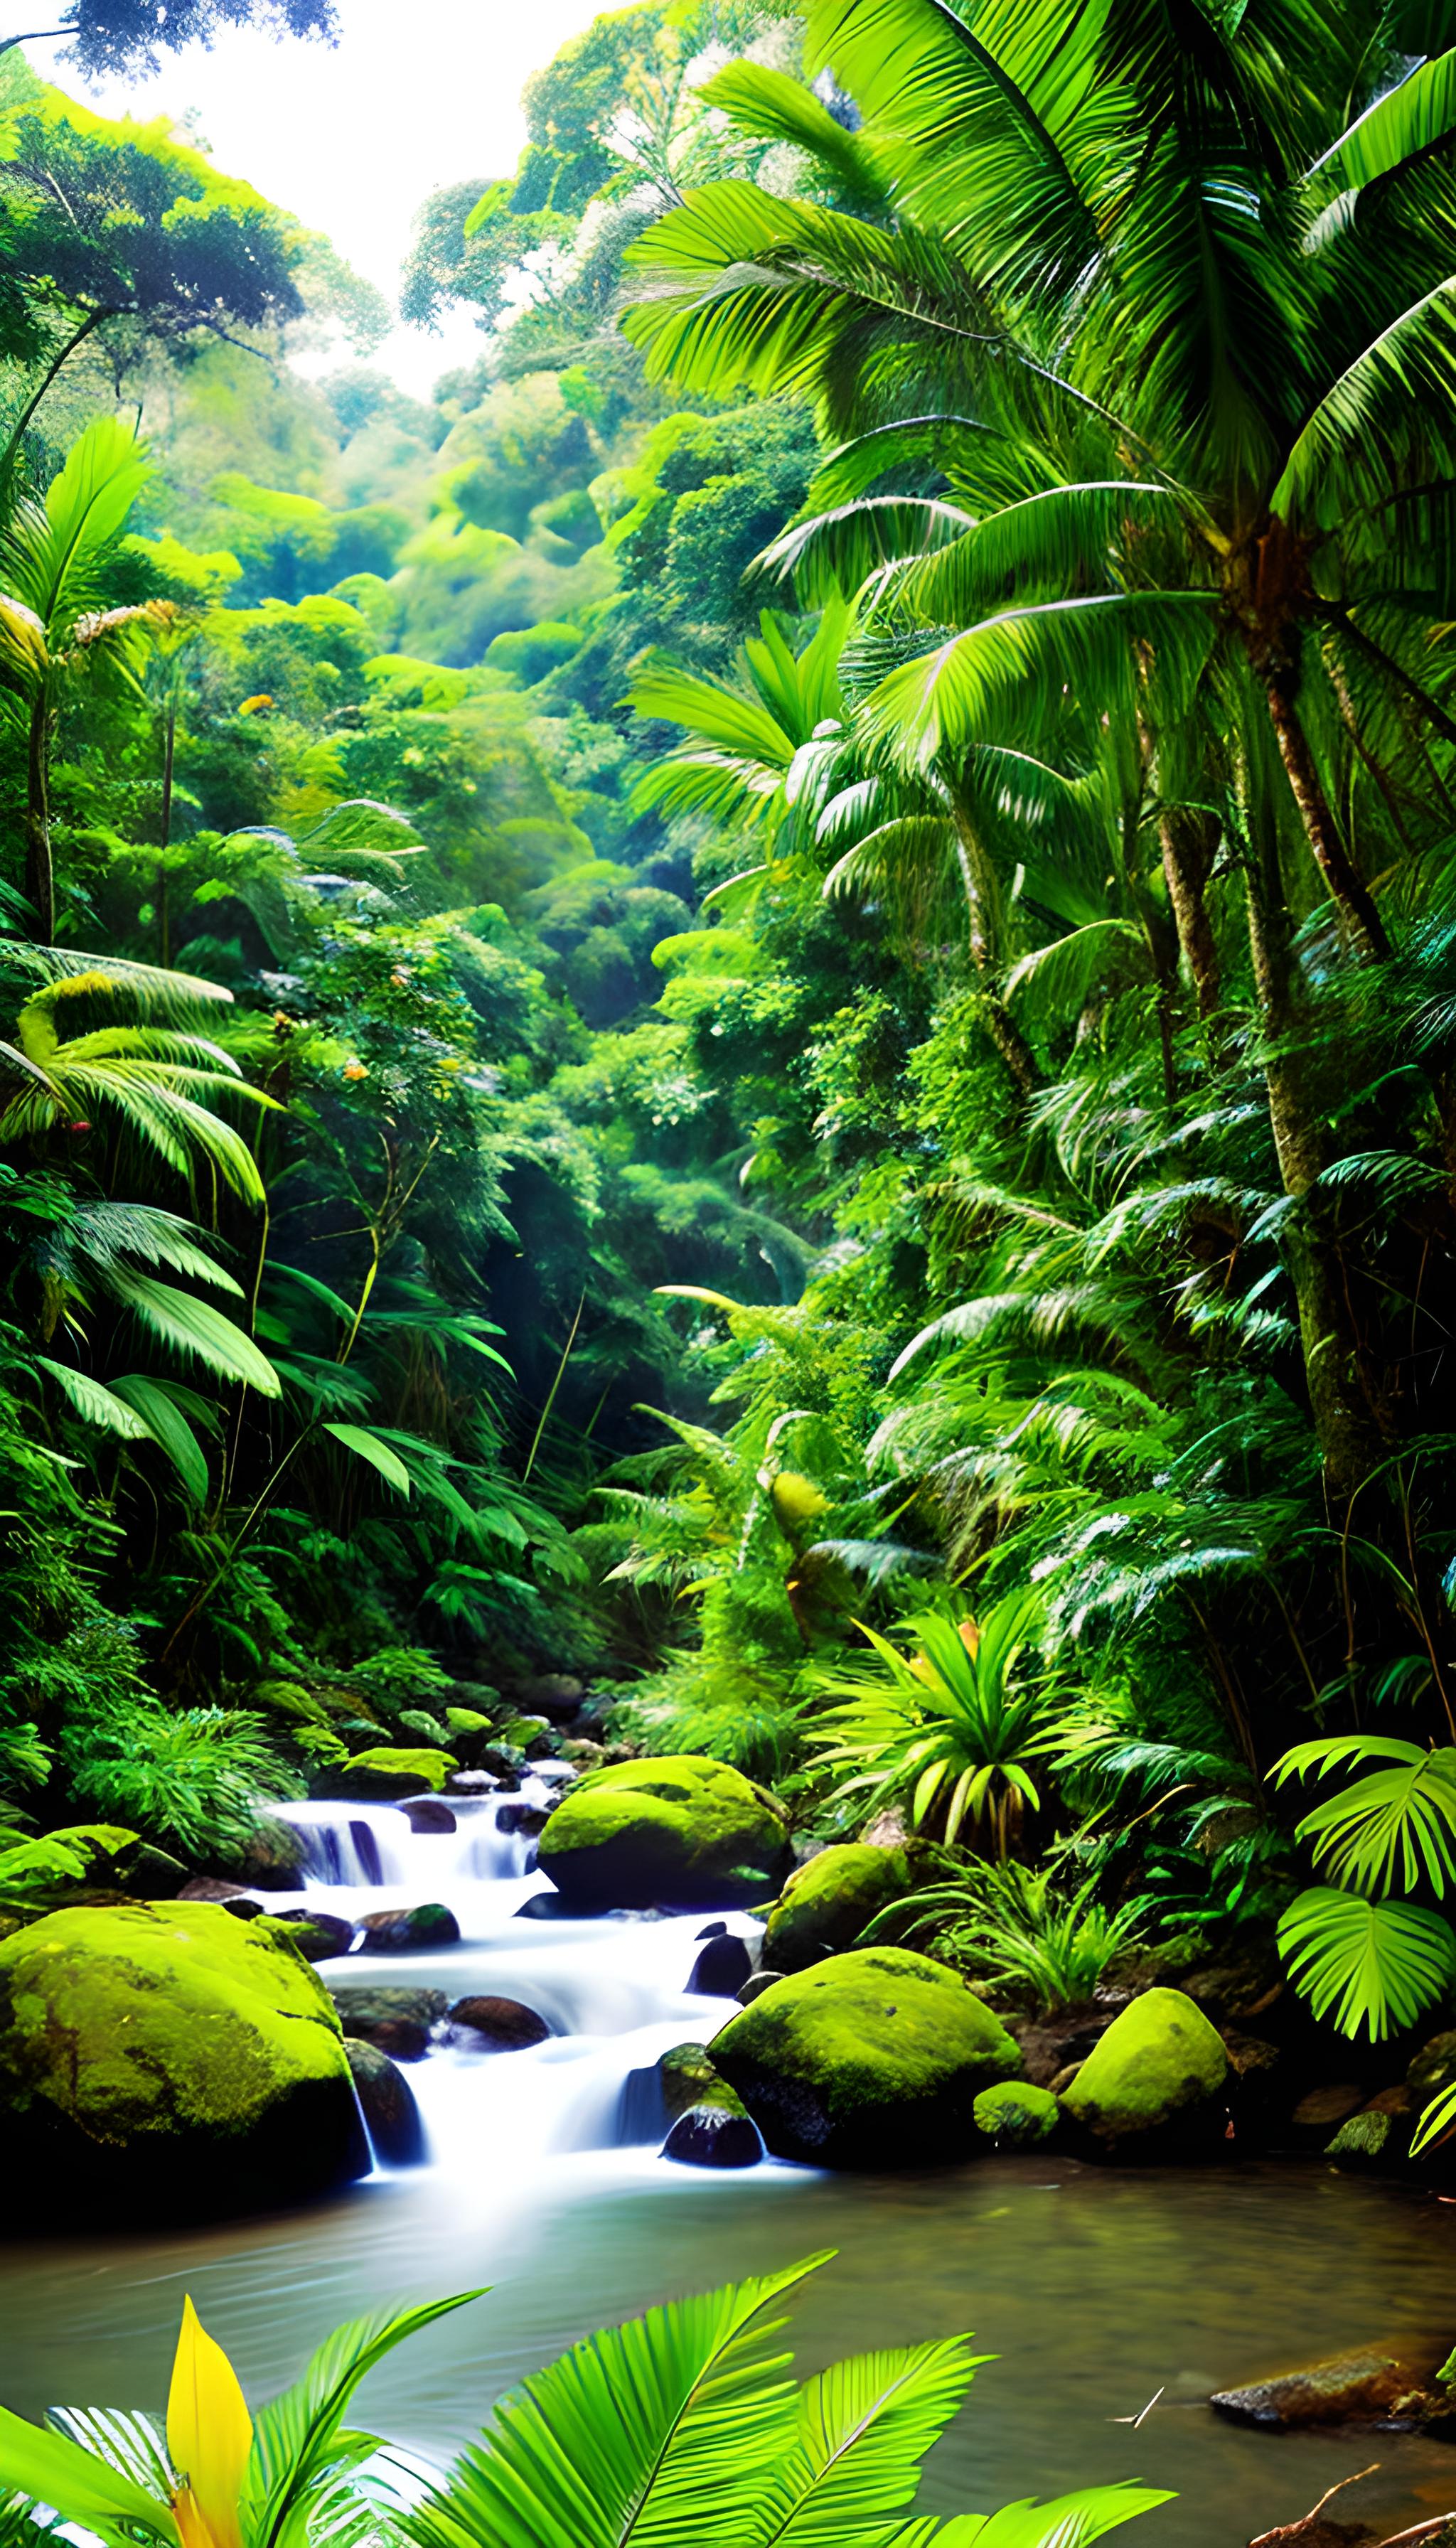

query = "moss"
[
  {"left": 539, "top": 1754, "right": 793, "bottom": 1910},
  {"left": 1326, "top": 2109, "right": 1397, "bottom": 2166},
  {"left": 498, "top": 1714, "right": 551, "bottom": 1750},
  {"left": 1061, "top": 1986, "right": 1230, "bottom": 2155},
  {"left": 973, "top": 2079, "right": 1060, "bottom": 2147},
  {"left": 763, "top": 1845, "right": 908, "bottom": 1973},
  {"left": 446, "top": 1708, "right": 493, "bottom": 1736},
  {"left": 0, "top": 1902, "right": 368, "bottom": 2218},
  {"left": 659, "top": 2041, "right": 746, "bottom": 2118},
  {"left": 338, "top": 1746, "right": 455, "bottom": 1795},
  {"left": 708, "top": 1947, "right": 1020, "bottom": 2167}
]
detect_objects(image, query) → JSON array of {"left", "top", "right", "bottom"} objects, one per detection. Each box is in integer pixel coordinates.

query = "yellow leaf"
[{"left": 166, "top": 2297, "right": 252, "bottom": 2548}]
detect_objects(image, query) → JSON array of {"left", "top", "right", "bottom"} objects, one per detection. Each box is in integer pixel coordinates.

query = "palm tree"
[
  {"left": 0, "top": 413, "right": 165, "bottom": 941},
  {"left": 621, "top": 0, "right": 1456, "bottom": 1497}
]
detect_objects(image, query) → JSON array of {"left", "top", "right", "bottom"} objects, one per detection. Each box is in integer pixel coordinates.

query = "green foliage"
[
  {"left": 60, "top": 1702, "right": 298, "bottom": 1858},
  {"left": 868, "top": 1861, "right": 1151, "bottom": 2013}
]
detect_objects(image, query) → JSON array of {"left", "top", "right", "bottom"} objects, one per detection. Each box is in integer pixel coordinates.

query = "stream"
[{"left": 1, "top": 1782, "right": 1455, "bottom": 2548}]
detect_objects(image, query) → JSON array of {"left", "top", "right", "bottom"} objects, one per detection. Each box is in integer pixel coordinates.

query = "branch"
[
  {"left": 0, "top": 24, "right": 74, "bottom": 53},
  {"left": 0, "top": 304, "right": 114, "bottom": 480}
]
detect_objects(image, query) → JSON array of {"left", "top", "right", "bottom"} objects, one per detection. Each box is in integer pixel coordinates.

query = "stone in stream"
[
  {"left": 537, "top": 1754, "right": 792, "bottom": 1912},
  {"left": 328, "top": 1984, "right": 448, "bottom": 2062},
  {"left": 329, "top": 1747, "right": 456, "bottom": 1799},
  {"left": 496, "top": 1801, "right": 552, "bottom": 1837},
  {"left": 708, "top": 1948, "right": 1021, "bottom": 2168},
  {"left": 695, "top": 1920, "right": 728, "bottom": 1940},
  {"left": 178, "top": 1879, "right": 265, "bottom": 1917},
  {"left": 446, "top": 1770, "right": 501, "bottom": 1795},
  {"left": 343, "top": 2038, "right": 425, "bottom": 2165},
  {"left": 448, "top": 1994, "right": 550, "bottom": 2051},
  {"left": 1211, "top": 2348, "right": 1433, "bottom": 2429},
  {"left": 737, "top": 1970, "right": 786, "bottom": 2006},
  {"left": 269, "top": 1907, "right": 355, "bottom": 1962},
  {"left": 1060, "top": 1988, "right": 1232, "bottom": 2159},
  {"left": 1324, "top": 2109, "right": 1401, "bottom": 2168},
  {"left": 973, "top": 2080, "right": 1060, "bottom": 2149},
  {"left": 761, "top": 1844, "right": 910, "bottom": 1974},
  {"left": 515, "top": 1674, "right": 586, "bottom": 1722},
  {"left": 1290, "top": 2083, "right": 1365, "bottom": 2137},
  {"left": 657, "top": 2042, "right": 736, "bottom": 2121},
  {"left": 662, "top": 2104, "right": 764, "bottom": 2168},
  {"left": 0, "top": 1902, "right": 370, "bottom": 2220},
  {"left": 400, "top": 1799, "right": 456, "bottom": 1834},
  {"left": 687, "top": 1932, "right": 753, "bottom": 1997},
  {"left": 355, "top": 1902, "right": 461, "bottom": 1952}
]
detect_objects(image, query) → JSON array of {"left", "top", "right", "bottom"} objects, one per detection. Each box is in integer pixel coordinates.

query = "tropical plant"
[
  {"left": 806, "top": 1599, "right": 1054, "bottom": 1856},
  {"left": 0, "top": 2264, "right": 1170, "bottom": 2548},
  {"left": 58, "top": 1701, "right": 298, "bottom": 1859},
  {"left": 1272, "top": 1730, "right": 1456, "bottom": 2040},
  {"left": 864, "top": 1860, "right": 1151, "bottom": 2012}
]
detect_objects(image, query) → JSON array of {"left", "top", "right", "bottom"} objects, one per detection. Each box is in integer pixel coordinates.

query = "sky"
[{"left": 38, "top": 0, "right": 604, "bottom": 395}]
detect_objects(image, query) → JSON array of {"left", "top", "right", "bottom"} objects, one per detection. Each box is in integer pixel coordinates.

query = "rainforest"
[{"left": 4, "top": 1, "right": 1456, "bottom": 2543}]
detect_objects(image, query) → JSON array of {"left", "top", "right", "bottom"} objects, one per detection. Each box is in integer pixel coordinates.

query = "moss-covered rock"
[
  {"left": 537, "top": 1755, "right": 792, "bottom": 1910},
  {"left": 1061, "top": 1986, "right": 1231, "bottom": 2158},
  {"left": 973, "top": 2079, "right": 1060, "bottom": 2148},
  {"left": 708, "top": 1947, "right": 1021, "bottom": 2167},
  {"left": 0, "top": 1902, "right": 369, "bottom": 2220},
  {"left": 762, "top": 1845, "right": 908, "bottom": 1972},
  {"left": 332, "top": 1747, "right": 455, "bottom": 1798},
  {"left": 659, "top": 2042, "right": 746, "bottom": 2120}
]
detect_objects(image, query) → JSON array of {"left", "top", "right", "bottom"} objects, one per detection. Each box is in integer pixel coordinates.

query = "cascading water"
[{"left": 269, "top": 1779, "right": 764, "bottom": 2178}]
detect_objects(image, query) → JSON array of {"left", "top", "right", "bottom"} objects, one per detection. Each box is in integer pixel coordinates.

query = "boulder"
[
  {"left": 1325, "top": 2110, "right": 1401, "bottom": 2168},
  {"left": 762, "top": 1845, "right": 908, "bottom": 1973},
  {"left": 1290, "top": 2084, "right": 1364, "bottom": 2137},
  {"left": 737, "top": 1970, "right": 787, "bottom": 2006},
  {"left": 973, "top": 2080, "right": 1060, "bottom": 2148},
  {"left": 400, "top": 1799, "right": 456, "bottom": 1834},
  {"left": 499, "top": 1715, "right": 553, "bottom": 1752},
  {"left": 178, "top": 1878, "right": 265, "bottom": 1912},
  {"left": 110, "top": 1841, "right": 188, "bottom": 1899},
  {"left": 331, "top": 1747, "right": 455, "bottom": 1799},
  {"left": 496, "top": 1802, "right": 551, "bottom": 1837},
  {"left": 517, "top": 1675, "right": 586, "bottom": 1722},
  {"left": 355, "top": 1902, "right": 461, "bottom": 1952},
  {"left": 1212, "top": 2349, "right": 1428, "bottom": 2429},
  {"left": 232, "top": 1818, "right": 306, "bottom": 1893},
  {"left": 537, "top": 1755, "right": 792, "bottom": 1912},
  {"left": 1060, "top": 1987, "right": 1231, "bottom": 2158},
  {"left": 687, "top": 1934, "right": 753, "bottom": 1997},
  {"left": 663, "top": 2104, "right": 765, "bottom": 2168},
  {"left": 560, "top": 1739, "right": 606, "bottom": 1770},
  {"left": 343, "top": 2038, "right": 424, "bottom": 2166},
  {"left": 328, "top": 1983, "right": 446, "bottom": 2060},
  {"left": 448, "top": 1994, "right": 550, "bottom": 2050},
  {"left": 0, "top": 1902, "right": 368, "bottom": 2219},
  {"left": 446, "top": 1770, "right": 500, "bottom": 1795},
  {"left": 708, "top": 1948, "right": 1021, "bottom": 2168},
  {"left": 659, "top": 2042, "right": 734, "bottom": 2121},
  {"left": 268, "top": 1908, "right": 355, "bottom": 1963}
]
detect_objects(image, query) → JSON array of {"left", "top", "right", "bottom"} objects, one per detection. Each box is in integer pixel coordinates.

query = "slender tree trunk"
[
  {"left": 23, "top": 691, "right": 52, "bottom": 943},
  {"left": 1243, "top": 823, "right": 1389, "bottom": 1502},
  {"left": 1263, "top": 673, "right": 1389, "bottom": 960},
  {"left": 948, "top": 790, "right": 1039, "bottom": 1098},
  {"left": 158, "top": 694, "right": 176, "bottom": 965},
  {"left": 0, "top": 305, "right": 113, "bottom": 483},
  {"left": 1160, "top": 805, "right": 1222, "bottom": 1017}
]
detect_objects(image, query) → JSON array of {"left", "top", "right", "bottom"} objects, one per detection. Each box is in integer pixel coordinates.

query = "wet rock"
[
  {"left": 446, "top": 1770, "right": 500, "bottom": 1795},
  {"left": 517, "top": 1675, "right": 585, "bottom": 1723},
  {"left": 343, "top": 2037, "right": 424, "bottom": 2165},
  {"left": 400, "top": 1799, "right": 456, "bottom": 1834},
  {"left": 1061, "top": 1988, "right": 1231, "bottom": 2158},
  {"left": 1177, "top": 1948, "right": 1285, "bottom": 2028},
  {"left": 973, "top": 2080, "right": 1059, "bottom": 2148},
  {"left": 858, "top": 1806, "right": 914, "bottom": 1852},
  {"left": 710, "top": 1947, "right": 1020, "bottom": 2168},
  {"left": 355, "top": 1902, "right": 461, "bottom": 1952},
  {"left": 112, "top": 1842, "right": 188, "bottom": 1899},
  {"left": 1325, "top": 2110, "right": 1400, "bottom": 2168},
  {"left": 232, "top": 1818, "right": 306, "bottom": 1893},
  {"left": 538, "top": 1754, "right": 793, "bottom": 1912},
  {"left": 1408, "top": 2032, "right": 1456, "bottom": 2108},
  {"left": 1006, "top": 2009, "right": 1115, "bottom": 2090},
  {"left": 514, "top": 1890, "right": 572, "bottom": 1919},
  {"left": 269, "top": 1907, "right": 355, "bottom": 1962},
  {"left": 178, "top": 1878, "right": 266, "bottom": 1913},
  {"left": 1290, "top": 2084, "right": 1364, "bottom": 2136},
  {"left": 560, "top": 1739, "right": 606, "bottom": 1770},
  {"left": 496, "top": 1801, "right": 552, "bottom": 1837},
  {"left": 658, "top": 2043, "right": 728, "bottom": 2121},
  {"left": 763, "top": 1844, "right": 909, "bottom": 1974},
  {"left": 448, "top": 1994, "right": 550, "bottom": 2050},
  {"left": 331, "top": 1747, "right": 455, "bottom": 1799},
  {"left": 328, "top": 1984, "right": 447, "bottom": 2060},
  {"left": 737, "top": 1970, "right": 787, "bottom": 2007},
  {"left": 498, "top": 1714, "right": 552, "bottom": 1752},
  {"left": 696, "top": 1920, "right": 728, "bottom": 1940},
  {"left": 478, "top": 1744, "right": 528, "bottom": 1782},
  {"left": 1212, "top": 2349, "right": 1428, "bottom": 2429},
  {"left": 0, "top": 1902, "right": 369, "bottom": 2220},
  {"left": 663, "top": 2104, "right": 764, "bottom": 2168},
  {"left": 688, "top": 1934, "right": 753, "bottom": 1997}
]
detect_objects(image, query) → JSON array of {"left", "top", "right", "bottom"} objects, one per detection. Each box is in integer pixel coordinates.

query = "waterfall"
[{"left": 264, "top": 1779, "right": 763, "bottom": 2179}]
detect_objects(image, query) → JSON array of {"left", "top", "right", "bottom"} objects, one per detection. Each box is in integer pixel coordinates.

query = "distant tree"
[{"left": 0, "top": 0, "right": 334, "bottom": 80}]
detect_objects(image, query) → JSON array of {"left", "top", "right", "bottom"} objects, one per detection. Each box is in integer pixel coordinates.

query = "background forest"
[{"left": 11, "top": 0, "right": 1456, "bottom": 2089}]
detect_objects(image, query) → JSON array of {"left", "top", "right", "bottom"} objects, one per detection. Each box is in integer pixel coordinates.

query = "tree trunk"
[
  {"left": 23, "top": 692, "right": 52, "bottom": 943},
  {"left": 948, "top": 788, "right": 1039, "bottom": 1098},
  {"left": 1263, "top": 674, "right": 1389, "bottom": 961},
  {"left": 1243, "top": 828, "right": 1389, "bottom": 1502},
  {"left": 1160, "top": 805, "right": 1222, "bottom": 1017}
]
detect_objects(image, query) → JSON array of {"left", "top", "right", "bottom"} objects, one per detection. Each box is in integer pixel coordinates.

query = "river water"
[{"left": 1, "top": 1784, "right": 1453, "bottom": 2548}]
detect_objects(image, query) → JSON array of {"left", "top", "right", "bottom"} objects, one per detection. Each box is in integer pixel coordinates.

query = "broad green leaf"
[
  {"left": 109, "top": 1376, "right": 211, "bottom": 1504},
  {"left": 37, "top": 1358, "right": 153, "bottom": 1440},
  {"left": 1278, "top": 1886, "right": 1456, "bottom": 2040},
  {"left": 0, "top": 2402, "right": 176, "bottom": 2539},
  {"left": 108, "top": 1272, "right": 281, "bottom": 1397},
  {"left": 321, "top": 1424, "right": 412, "bottom": 1495}
]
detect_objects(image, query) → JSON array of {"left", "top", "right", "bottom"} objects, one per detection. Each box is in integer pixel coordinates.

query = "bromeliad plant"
[
  {"left": 0, "top": 2257, "right": 1172, "bottom": 2548},
  {"left": 807, "top": 1598, "right": 1054, "bottom": 1858}
]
